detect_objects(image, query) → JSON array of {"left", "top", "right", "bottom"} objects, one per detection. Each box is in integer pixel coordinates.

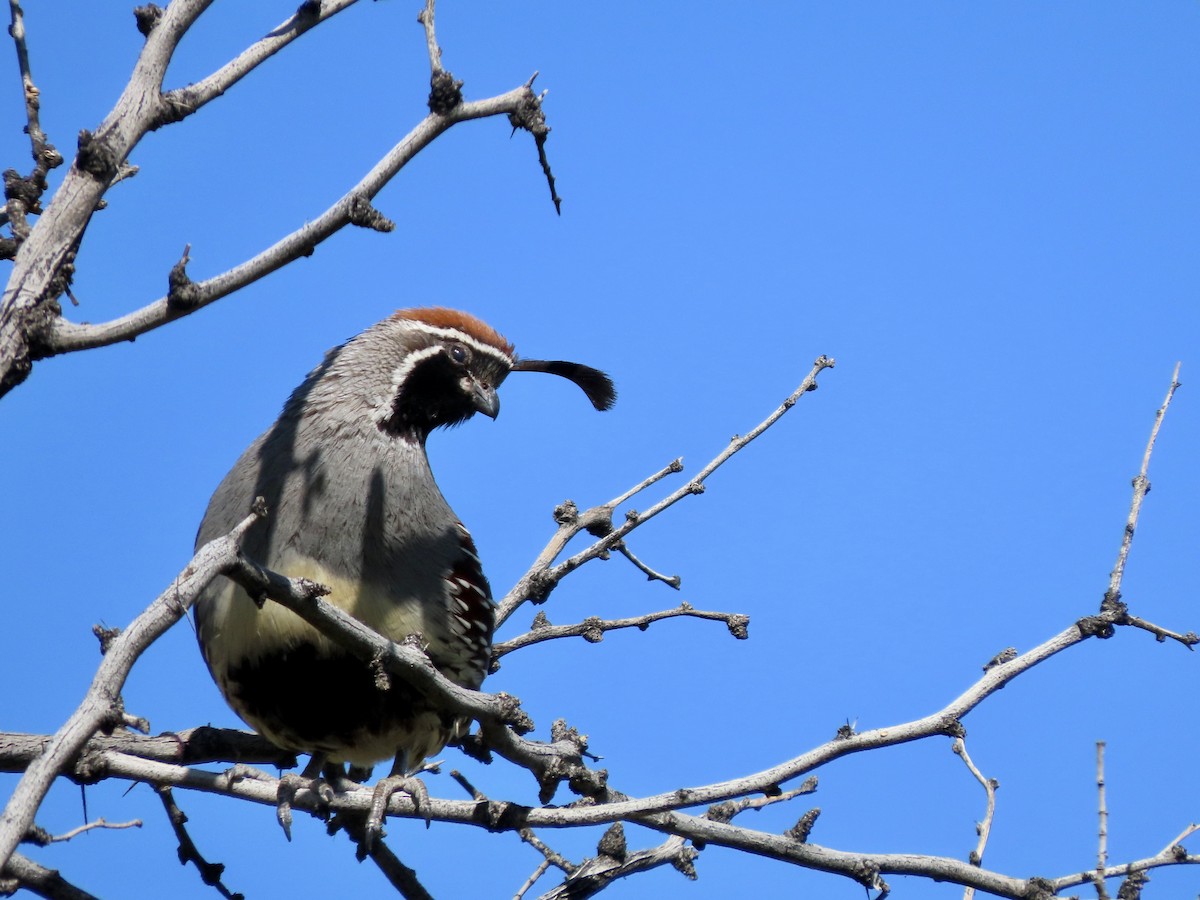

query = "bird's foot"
[
  {"left": 362, "top": 773, "right": 431, "bottom": 852},
  {"left": 275, "top": 757, "right": 334, "bottom": 840}
]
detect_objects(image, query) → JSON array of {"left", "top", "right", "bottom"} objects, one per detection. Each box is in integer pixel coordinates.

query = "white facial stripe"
[
  {"left": 404, "top": 321, "right": 514, "bottom": 367},
  {"left": 371, "top": 343, "right": 443, "bottom": 425}
]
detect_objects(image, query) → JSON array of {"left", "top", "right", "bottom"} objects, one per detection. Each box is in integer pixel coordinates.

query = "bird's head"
[{"left": 354, "top": 307, "right": 615, "bottom": 439}]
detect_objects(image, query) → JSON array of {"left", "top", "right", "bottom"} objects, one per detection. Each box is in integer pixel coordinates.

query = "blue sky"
[{"left": 3, "top": 2, "right": 1198, "bottom": 897}]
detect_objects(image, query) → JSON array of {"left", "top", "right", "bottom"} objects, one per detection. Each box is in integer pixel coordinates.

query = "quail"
[{"left": 194, "top": 307, "right": 614, "bottom": 815}]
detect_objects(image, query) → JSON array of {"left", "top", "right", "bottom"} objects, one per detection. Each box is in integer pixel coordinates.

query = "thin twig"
[
  {"left": 334, "top": 815, "right": 435, "bottom": 900},
  {"left": 7, "top": 0, "right": 47, "bottom": 156},
  {"left": 159, "top": 1, "right": 361, "bottom": 119},
  {"left": 1160, "top": 823, "right": 1199, "bottom": 854},
  {"left": 615, "top": 542, "right": 681, "bottom": 589},
  {"left": 44, "top": 87, "right": 534, "bottom": 356},
  {"left": 537, "top": 834, "right": 699, "bottom": 899},
  {"left": 1105, "top": 362, "right": 1182, "bottom": 604},
  {"left": 493, "top": 603, "right": 748, "bottom": 659},
  {"left": 513, "top": 859, "right": 550, "bottom": 900},
  {"left": 3, "top": 0, "right": 62, "bottom": 239},
  {"left": 40, "top": 818, "right": 142, "bottom": 844},
  {"left": 706, "top": 779, "right": 817, "bottom": 824},
  {"left": 417, "top": 0, "right": 443, "bottom": 75},
  {"left": 1121, "top": 614, "right": 1198, "bottom": 649},
  {"left": 519, "top": 829, "right": 577, "bottom": 875},
  {"left": 609, "top": 458, "right": 684, "bottom": 508},
  {"left": 498, "top": 357, "right": 835, "bottom": 627},
  {"left": 954, "top": 738, "right": 997, "bottom": 900},
  {"left": 448, "top": 769, "right": 486, "bottom": 802},
  {"left": 1095, "top": 741, "right": 1109, "bottom": 900},
  {"left": 157, "top": 787, "right": 241, "bottom": 900}
]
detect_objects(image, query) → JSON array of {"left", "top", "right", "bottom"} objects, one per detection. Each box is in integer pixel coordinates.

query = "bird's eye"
[{"left": 448, "top": 343, "right": 469, "bottom": 365}]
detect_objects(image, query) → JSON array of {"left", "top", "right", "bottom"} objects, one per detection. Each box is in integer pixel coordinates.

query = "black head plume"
[{"left": 512, "top": 359, "right": 617, "bottom": 411}]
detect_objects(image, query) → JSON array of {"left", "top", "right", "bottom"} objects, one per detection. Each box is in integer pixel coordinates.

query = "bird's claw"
[
  {"left": 275, "top": 772, "right": 334, "bottom": 840},
  {"left": 362, "top": 774, "right": 431, "bottom": 852}
]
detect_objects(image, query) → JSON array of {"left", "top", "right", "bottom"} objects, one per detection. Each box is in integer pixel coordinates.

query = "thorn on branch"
[
  {"left": 525, "top": 569, "right": 554, "bottom": 605},
  {"left": 92, "top": 624, "right": 120, "bottom": 655},
  {"left": 4, "top": 168, "right": 41, "bottom": 215},
  {"left": 550, "top": 719, "right": 590, "bottom": 756},
  {"left": 1077, "top": 615, "right": 1116, "bottom": 640},
  {"left": 584, "top": 508, "right": 614, "bottom": 537},
  {"left": 428, "top": 70, "right": 464, "bottom": 115},
  {"left": 75, "top": 129, "right": 118, "bottom": 182},
  {"left": 671, "top": 847, "right": 699, "bottom": 880},
  {"left": 726, "top": 614, "right": 749, "bottom": 639},
  {"left": 1116, "top": 869, "right": 1148, "bottom": 900},
  {"left": 296, "top": 0, "right": 322, "bottom": 22},
  {"left": 552, "top": 500, "right": 578, "bottom": 526},
  {"left": 496, "top": 693, "right": 535, "bottom": 735},
  {"left": 507, "top": 83, "right": 561, "bottom": 214},
  {"left": 120, "top": 711, "right": 151, "bottom": 735},
  {"left": 938, "top": 716, "right": 966, "bottom": 739},
  {"left": 157, "top": 89, "right": 198, "bottom": 127},
  {"left": 347, "top": 194, "right": 395, "bottom": 232},
  {"left": 167, "top": 244, "right": 201, "bottom": 309},
  {"left": 21, "top": 824, "right": 53, "bottom": 847},
  {"left": 133, "top": 4, "right": 164, "bottom": 37},
  {"left": 786, "top": 807, "right": 821, "bottom": 843},
  {"left": 596, "top": 822, "right": 627, "bottom": 861},
  {"left": 982, "top": 646, "right": 1017, "bottom": 671}
]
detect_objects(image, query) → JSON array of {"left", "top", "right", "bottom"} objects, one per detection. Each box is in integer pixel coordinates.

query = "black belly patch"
[{"left": 227, "top": 644, "right": 451, "bottom": 753}]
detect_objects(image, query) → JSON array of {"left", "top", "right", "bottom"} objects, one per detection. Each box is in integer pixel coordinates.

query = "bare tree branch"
[
  {"left": 1104, "top": 361, "right": 1182, "bottom": 605},
  {"left": 0, "top": 510, "right": 262, "bottom": 871},
  {"left": 158, "top": 1, "right": 360, "bottom": 120},
  {"left": 41, "top": 85, "right": 537, "bottom": 357},
  {"left": 537, "top": 829, "right": 697, "bottom": 900},
  {"left": 955, "top": 738, "right": 997, "bottom": 900},
  {"left": 1, "top": 850, "right": 98, "bottom": 900},
  {"left": 2, "top": 359, "right": 1193, "bottom": 897},
  {"left": 497, "top": 356, "right": 835, "bottom": 627},
  {"left": 513, "top": 859, "right": 551, "bottom": 900},
  {"left": 614, "top": 541, "right": 682, "bottom": 588},
  {"left": 493, "top": 603, "right": 747, "bottom": 661},
  {"left": 0, "top": 727, "right": 296, "bottom": 775},
  {"left": 1095, "top": 740, "right": 1110, "bottom": 900},
  {"left": 24, "top": 818, "right": 142, "bottom": 846},
  {"left": 0, "top": 1, "right": 63, "bottom": 242},
  {"left": 417, "top": 0, "right": 446, "bottom": 77},
  {"left": 156, "top": 787, "right": 242, "bottom": 900},
  {"left": 0, "top": 0, "right": 556, "bottom": 396}
]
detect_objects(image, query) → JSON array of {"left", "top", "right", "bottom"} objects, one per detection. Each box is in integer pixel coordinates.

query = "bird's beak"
[{"left": 471, "top": 382, "right": 500, "bottom": 419}]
